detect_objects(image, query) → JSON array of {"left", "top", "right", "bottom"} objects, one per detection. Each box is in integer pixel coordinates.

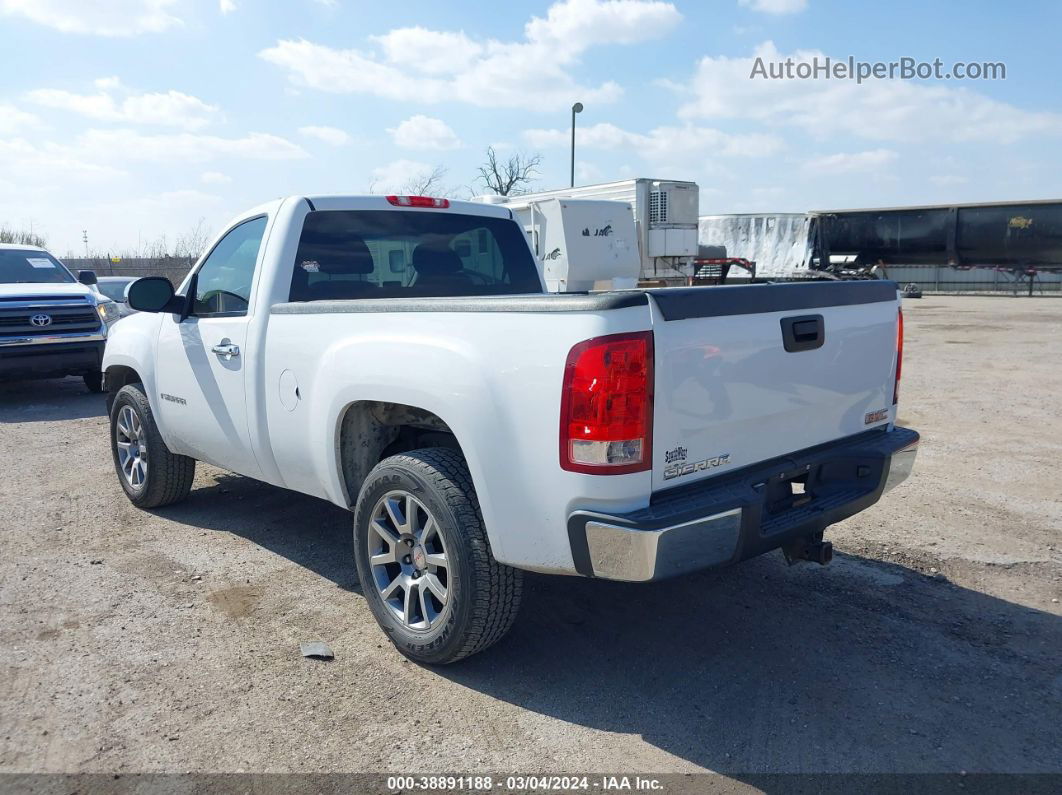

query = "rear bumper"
[
  {"left": 0, "top": 337, "right": 106, "bottom": 380},
  {"left": 567, "top": 426, "right": 919, "bottom": 582}
]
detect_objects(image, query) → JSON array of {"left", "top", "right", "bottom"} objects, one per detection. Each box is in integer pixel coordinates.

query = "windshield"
[
  {"left": 97, "top": 279, "right": 133, "bottom": 301},
  {"left": 0, "top": 249, "right": 76, "bottom": 284},
  {"left": 287, "top": 210, "right": 542, "bottom": 301}
]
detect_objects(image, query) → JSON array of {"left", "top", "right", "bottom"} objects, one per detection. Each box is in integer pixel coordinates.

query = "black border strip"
[
  {"left": 271, "top": 292, "right": 649, "bottom": 314},
  {"left": 270, "top": 281, "right": 897, "bottom": 317},
  {"left": 647, "top": 280, "right": 898, "bottom": 321}
]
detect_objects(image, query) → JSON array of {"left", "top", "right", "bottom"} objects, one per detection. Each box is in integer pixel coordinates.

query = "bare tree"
[
  {"left": 0, "top": 225, "right": 46, "bottom": 247},
  {"left": 401, "top": 165, "right": 449, "bottom": 196},
  {"left": 369, "top": 164, "right": 453, "bottom": 197},
  {"left": 175, "top": 217, "right": 212, "bottom": 261},
  {"left": 475, "top": 147, "right": 542, "bottom": 196}
]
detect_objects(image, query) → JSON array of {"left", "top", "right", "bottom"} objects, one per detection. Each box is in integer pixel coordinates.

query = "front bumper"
[
  {"left": 568, "top": 426, "right": 919, "bottom": 582},
  {"left": 0, "top": 337, "right": 106, "bottom": 380}
]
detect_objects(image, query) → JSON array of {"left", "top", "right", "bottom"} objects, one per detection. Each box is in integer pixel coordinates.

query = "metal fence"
[
  {"left": 64, "top": 257, "right": 196, "bottom": 288},
  {"left": 881, "top": 265, "right": 1062, "bottom": 295}
]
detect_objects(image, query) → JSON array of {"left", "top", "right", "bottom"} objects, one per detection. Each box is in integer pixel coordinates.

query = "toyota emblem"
[{"left": 30, "top": 313, "right": 52, "bottom": 327}]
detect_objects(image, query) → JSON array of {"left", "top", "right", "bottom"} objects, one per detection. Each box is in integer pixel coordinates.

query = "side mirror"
[
  {"left": 78, "top": 270, "right": 98, "bottom": 286},
  {"left": 127, "top": 277, "right": 180, "bottom": 313}
]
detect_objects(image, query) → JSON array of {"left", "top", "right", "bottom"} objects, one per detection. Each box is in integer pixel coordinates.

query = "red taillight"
[
  {"left": 385, "top": 195, "right": 450, "bottom": 208},
  {"left": 893, "top": 308, "right": 903, "bottom": 405},
  {"left": 560, "top": 331, "right": 653, "bottom": 474}
]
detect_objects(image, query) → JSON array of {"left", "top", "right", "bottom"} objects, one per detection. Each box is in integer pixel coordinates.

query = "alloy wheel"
[
  {"left": 115, "top": 405, "right": 148, "bottom": 489},
  {"left": 367, "top": 490, "right": 450, "bottom": 631}
]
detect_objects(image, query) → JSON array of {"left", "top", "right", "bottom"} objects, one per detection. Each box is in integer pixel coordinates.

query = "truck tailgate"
[{"left": 647, "top": 281, "right": 900, "bottom": 492}]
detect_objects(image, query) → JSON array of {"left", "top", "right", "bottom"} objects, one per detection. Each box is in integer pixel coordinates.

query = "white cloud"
[
  {"left": 525, "top": 121, "right": 784, "bottom": 160},
  {"left": 0, "top": 104, "right": 45, "bottom": 135},
  {"left": 389, "top": 115, "right": 461, "bottom": 150},
  {"left": 738, "top": 0, "right": 807, "bottom": 14},
  {"left": 0, "top": 129, "right": 304, "bottom": 199},
  {"left": 27, "top": 80, "right": 219, "bottom": 131},
  {"left": 297, "top": 125, "right": 351, "bottom": 146},
  {"left": 59, "top": 190, "right": 225, "bottom": 257},
  {"left": 155, "top": 189, "right": 223, "bottom": 207},
  {"left": 74, "top": 128, "right": 308, "bottom": 162},
  {"left": 525, "top": 0, "right": 681, "bottom": 47},
  {"left": 200, "top": 171, "right": 232, "bottom": 184},
  {"left": 0, "top": 136, "right": 127, "bottom": 181},
  {"left": 929, "top": 174, "right": 969, "bottom": 187},
  {"left": 679, "top": 41, "right": 1062, "bottom": 145},
  {"left": 369, "top": 159, "right": 435, "bottom": 192},
  {"left": 0, "top": 0, "right": 181, "bottom": 36},
  {"left": 576, "top": 161, "right": 604, "bottom": 183},
  {"left": 219, "top": 0, "right": 236, "bottom": 13},
  {"left": 803, "top": 149, "right": 898, "bottom": 175},
  {"left": 371, "top": 28, "right": 484, "bottom": 75},
  {"left": 260, "top": 0, "right": 681, "bottom": 110}
]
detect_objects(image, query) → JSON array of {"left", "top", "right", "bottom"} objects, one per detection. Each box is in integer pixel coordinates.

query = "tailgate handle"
[{"left": 781, "top": 314, "right": 825, "bottom": 352}]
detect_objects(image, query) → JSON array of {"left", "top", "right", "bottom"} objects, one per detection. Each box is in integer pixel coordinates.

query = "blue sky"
[{"left": 2, "top": 0, "right": 1061, "bottom": 255}]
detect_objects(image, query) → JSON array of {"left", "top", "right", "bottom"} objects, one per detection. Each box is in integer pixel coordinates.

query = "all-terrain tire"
[
  {"left": 353, "top": 448, "right": 523, "bottom": 664},
  {"left": 109, "top": 383, "right": 195, "bottom": 508}
]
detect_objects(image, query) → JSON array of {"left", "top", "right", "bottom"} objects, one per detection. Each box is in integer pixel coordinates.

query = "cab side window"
[{"left": 192, "top": 216, "right": 267, "bottom": 317}]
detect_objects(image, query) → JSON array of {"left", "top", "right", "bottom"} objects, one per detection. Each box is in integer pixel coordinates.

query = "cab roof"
[{"left": 0, "top": 243, "right": 48, "bottom": 252}]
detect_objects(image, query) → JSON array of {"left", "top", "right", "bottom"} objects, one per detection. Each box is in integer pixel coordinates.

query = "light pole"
[{"left": 570, "top": 102, "right": 583, "bottom": 187}]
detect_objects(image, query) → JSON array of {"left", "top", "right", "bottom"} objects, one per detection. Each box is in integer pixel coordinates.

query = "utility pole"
[
  {"left": 82, "top": 229, "right": 89, "bottom": 259},
  {"left": 570, "top": 102, "right": 583, "bottom": 187}
]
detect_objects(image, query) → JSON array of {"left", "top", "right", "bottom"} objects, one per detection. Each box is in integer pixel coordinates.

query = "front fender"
[{"left": 101, "top": 313, "right": 164, "bottom": 426}]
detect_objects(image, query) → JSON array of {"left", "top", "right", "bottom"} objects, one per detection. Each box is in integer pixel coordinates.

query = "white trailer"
[
  {"left": 698, "top": 213, "right": 813, "bottom": 280},
  {"left": 485, "top": 196, "right": 640, "bottom": 292},
  {"left": 480, "top": 179, "right": 700, "bottom": 286}
]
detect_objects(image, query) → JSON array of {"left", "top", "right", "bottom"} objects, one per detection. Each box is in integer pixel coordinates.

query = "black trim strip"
[
  {"left": 271, "top": 292, "right": 649, "bottom": 314},
  {"left": 566, "top": 517, "right": 595, "bottom": 577},
  {"left": 270, "top": 280, "right": 897, "bottom": 317},
  {"left": 647, "top": 280, "right": 898, "bottom": 321},
  {"left": 305, "top": 197, "right": 316, "bottom": 212}
]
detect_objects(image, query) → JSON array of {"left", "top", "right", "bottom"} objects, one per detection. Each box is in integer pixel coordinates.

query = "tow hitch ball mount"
[{"left": 783, "top": 533, "right": 833, "bottom": 566}]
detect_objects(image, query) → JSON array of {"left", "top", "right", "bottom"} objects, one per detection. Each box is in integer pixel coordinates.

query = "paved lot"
[{"left": 0, "top": 295, "right": 1059, "bottom": 777}]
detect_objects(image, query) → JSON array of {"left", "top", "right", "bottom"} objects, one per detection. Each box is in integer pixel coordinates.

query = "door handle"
[
  {"left": 780, "top": 315, "right": 825, "bottom": 352},
  {"left": 211, "top": 342, "right": 240, "bottom": 359}
]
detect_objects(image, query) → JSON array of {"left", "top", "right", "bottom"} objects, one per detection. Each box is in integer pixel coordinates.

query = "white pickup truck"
[{"left": 103, "top": 195, "right": 918, "bottom": 664}]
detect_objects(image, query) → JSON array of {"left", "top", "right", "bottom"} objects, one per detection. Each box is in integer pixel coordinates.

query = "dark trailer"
[{"left": 809, "top": 200, "right": 1062, "bottom": 287}]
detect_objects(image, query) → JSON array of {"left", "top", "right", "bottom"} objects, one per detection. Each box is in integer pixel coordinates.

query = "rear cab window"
[{"left": 287, "top": 210, "right": 542, "bottom": 301}]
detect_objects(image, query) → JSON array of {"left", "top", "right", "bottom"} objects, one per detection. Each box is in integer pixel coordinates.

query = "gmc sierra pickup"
[
  {"left": 103, "top": 195, "right": 918, "bottom": 664},
  {"left": 1, "top": 244, "right": 120, "bottom": 391}
]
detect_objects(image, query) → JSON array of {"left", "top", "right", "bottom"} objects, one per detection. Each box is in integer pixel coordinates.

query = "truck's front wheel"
[
  {"left": 353, "top": 448, "right": 522, "bottom": 664},
  {"left": 109, "top": 383, "right": 195, "bottom": 508}
]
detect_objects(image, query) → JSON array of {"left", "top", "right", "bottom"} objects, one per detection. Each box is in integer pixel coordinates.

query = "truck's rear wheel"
[
  {"left": 109, "top": 383, "right": 195, "bottom": 508},
  {"left": 353, "top": 448, "right": 522, "bottom": 664}
]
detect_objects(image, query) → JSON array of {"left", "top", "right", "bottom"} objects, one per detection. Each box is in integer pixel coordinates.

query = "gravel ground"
[{"left": 0, "top": 295, "right": 1059, "bottom": 778}]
